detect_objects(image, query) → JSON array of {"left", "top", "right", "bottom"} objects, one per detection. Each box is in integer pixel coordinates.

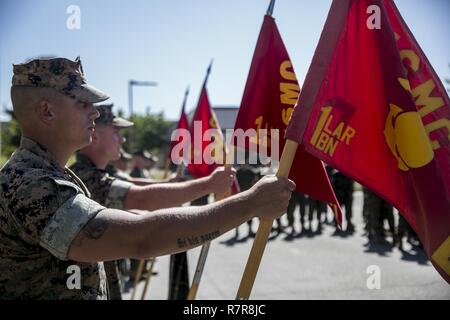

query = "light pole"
[
  {"left": 127, "top": 80, "right": 158, "bottom": 150},
  {"left": 128, "top": 80, "right": 158, "bottom": 117}
]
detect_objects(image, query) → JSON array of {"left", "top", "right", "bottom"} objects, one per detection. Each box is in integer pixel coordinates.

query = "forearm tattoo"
[
  {"left": 177, "top": 230, "right": 220, "bottom": 248},
  {"left": 76, "top": 219, "right": 109, "bottom": 246}
]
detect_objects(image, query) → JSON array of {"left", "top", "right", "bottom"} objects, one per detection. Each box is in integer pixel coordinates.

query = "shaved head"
[
  {"left": 11, "top": 86, "right": 60, "bottom": 127},
  {"left": 8, "top": 57, "right": 105, "bottom": 166}
]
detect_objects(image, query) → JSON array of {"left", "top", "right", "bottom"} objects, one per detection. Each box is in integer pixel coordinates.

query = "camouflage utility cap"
[
  {"left": 12, "top": 57, "right": 109, "bottom": 103},
  {"left": 95, "top": 104, "right": 133, "bottom": 128},
  {"left": 119, "top": 149, "right": 132, "bottom": 160},
  {"left": 133, "top": 150, "right": 158, "bottom": 162}
]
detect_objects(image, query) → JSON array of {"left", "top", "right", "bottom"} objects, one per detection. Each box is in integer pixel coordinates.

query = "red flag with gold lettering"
[
  {"left": 187, "top": 86, "right": 222, "bottom": 178},
  {"left": 285, "top": 0, "right": 449, "bottom": 283},
  {"left": 233, "top": 14, "right": 342, "bottom": 224},
  {"left": 168, "top": 89, "right": 190, "bottom": 164}
]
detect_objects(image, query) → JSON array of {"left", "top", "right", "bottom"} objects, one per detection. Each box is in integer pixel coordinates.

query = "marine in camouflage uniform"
[
  {"left": 332, "top": 171, "right": 354, "bottom": 232},
  {"left": 70, "top": 105, "right": 134, "bottom": 300},
  {"left": 0, "top": 57, "right": 295, "bottom": 301},
  {"left": 0, "top": 57, "right": 109, "bottom": 299},
  {"left": 130, "top": 150, "right": 157, "bottom": 179},
  {"left": 106, "top": 149, "right": 133, "bottom": 181},
  {"left": 363, "top": 187, "right": 395, "bottom": 244}
]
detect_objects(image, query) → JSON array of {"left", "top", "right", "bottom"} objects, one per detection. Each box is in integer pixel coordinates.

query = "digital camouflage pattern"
[
  {"left": 70, "top": 153, "right": 133, "bottom": 300},
  {"left": 105, "top": 164, "right": 133, "bottom": 182},
  {"left": 12, "top": 57, "right": 109, "bottom": 104},
  {"left": 0, "top": 137, "right": 108, "bottom": 299},
  {"left": 70, "top": 153, "right": 132, "bottom": 210}
]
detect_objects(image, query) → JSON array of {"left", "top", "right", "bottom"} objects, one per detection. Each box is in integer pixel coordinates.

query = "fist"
[
  {"left": 208, "top": 166, "right": 236, "bottom": 196},
  {"left": 248, "top": 176, "right": 296, "bottom": 219}
]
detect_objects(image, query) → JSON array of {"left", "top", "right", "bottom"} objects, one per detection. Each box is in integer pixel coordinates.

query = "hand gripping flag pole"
[
  {"left": 235, "top": 0, "right": 341, "bottom": 299},
  {"left": 235, "top": 0, "right": 280, "bottom": 297}
]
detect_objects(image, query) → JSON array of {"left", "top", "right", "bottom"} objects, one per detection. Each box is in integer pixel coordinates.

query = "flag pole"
[
  {"left": 190, "top": 60, "right": 213, "bottom": 126},
  {"left": 236, "top": 139, "right": 298, "bottom": 300},
  {"left": 234, "top": 0, "right": 347, "bottom": 297},
  {"left": 234, "top": 0, "right": 286, "bottom": 300},
  {"left": 130, "top": 259, "right": 146, "bottom": 300},
  {"left": 202, "top": 60, "right": 213, "bottom": 89},
  {"left": 187, "top": 189, "right": 232, "bottom": 300},
  {"left": 163, "top": 159, "right": 171, "bottom": 179},
  {"left": 187, "top": 174, "right": 233, "bottom": 300},
  {"left": 140, "top": 257, "right": 157, "bottom": 300},
  {"left": 165, "top": 86, "right": 190, "bottom": 177},
  {"left": 187, "top": 93, "right": 234, "bottom": 299},
  {"left": 266, "top": 0, "right": 275, "bottom": 16},
  {"left": 187, "top": 239, "right": 211, "bottom": 300},
  {"left": 187, "top": 63, "right": 215, "bottom": 300}
]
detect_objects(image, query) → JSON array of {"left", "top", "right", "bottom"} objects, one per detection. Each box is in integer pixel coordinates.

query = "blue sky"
[{"left": 1, "top": 0, "right": 449, "bottom": 121}]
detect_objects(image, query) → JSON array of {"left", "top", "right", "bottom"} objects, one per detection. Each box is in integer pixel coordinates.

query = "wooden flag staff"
[
  {"left": 187, "top": 73, "right": 232, "bottom": 298},
  {"left": 187, "top": 240, "right": 211, "bottom": 300},
  {"left": 130, "top": 259, "right": 146, "bottom": 300},
  {"left": 140, "top": 257, "right": 156, "bottom": 300},
  {"left": 129, "top": 256, "right": 157, "bottom": 300},
  {"left": 132, "top": 85, "right": 191, "bottom": 299},
  {"left": 236, "top": 139, "right": 298, "bottom": 300}
]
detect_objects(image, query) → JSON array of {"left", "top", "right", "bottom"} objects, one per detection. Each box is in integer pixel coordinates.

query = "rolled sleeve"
[
  {"left": 105, "top": 179, "right": 133, "bottom": 209},
  {"left": 40, "top": 193, "right": 105, "bottom": 260}
]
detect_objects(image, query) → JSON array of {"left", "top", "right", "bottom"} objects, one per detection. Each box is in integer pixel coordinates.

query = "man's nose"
[{"left": 119, "top": 135, "right": 126, "bottom": 145}]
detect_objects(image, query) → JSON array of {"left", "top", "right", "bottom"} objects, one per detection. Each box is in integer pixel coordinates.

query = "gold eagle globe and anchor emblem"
[{"left": 383, "top": 103, "right": 434, "bottom": 171}]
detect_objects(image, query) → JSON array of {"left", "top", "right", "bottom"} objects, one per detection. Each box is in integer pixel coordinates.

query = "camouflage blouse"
[{"left": 0, "top": 137, "right": 107, "bottom": 299}]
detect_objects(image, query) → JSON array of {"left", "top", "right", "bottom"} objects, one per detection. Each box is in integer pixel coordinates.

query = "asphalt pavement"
[{"left": 123, "top": 191, "right": 449, "bottom": 300}]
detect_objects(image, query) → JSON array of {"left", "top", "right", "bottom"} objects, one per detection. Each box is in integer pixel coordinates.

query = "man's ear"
[{"left": 35, "top": 100, "right": 56, "bottom": 126}]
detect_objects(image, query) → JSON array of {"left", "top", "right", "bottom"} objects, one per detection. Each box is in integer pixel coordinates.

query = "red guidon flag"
[
  {"left": 233, "top": 14, "right": 342, "bottom": 225},
  {"left": 187, "top": 84, "right": 223, "bottom": 178},
  {"left": 286, "top": 0, "right": 449, "bottom": 283},
  {"left": 168, "top": 88, "right": 190, "bottom": 165}
]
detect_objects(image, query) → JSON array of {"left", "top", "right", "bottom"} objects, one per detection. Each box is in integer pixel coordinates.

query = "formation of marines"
[
  {"left": 0, "top": 56, "right": 422, "bottom": 300},
  {"left": 0, "top": 57, "right": 294, "bottom": 299}
]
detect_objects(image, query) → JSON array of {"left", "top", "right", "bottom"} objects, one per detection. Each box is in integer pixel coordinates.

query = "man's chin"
[
  {"left": 77, "top": 136, "right": 94, "bottom": 150},
  {"left": 111, "top": 152, "right": 121, "bottom": 161}
]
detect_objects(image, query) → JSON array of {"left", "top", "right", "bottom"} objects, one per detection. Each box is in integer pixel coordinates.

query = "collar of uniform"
[
  {"left": 105, "top": 163, "right": 117, "bottom": 175},
  {"left": 64, "top": 166, "right": 92, "bottom": 198},
  {"left": 74, "top": 152, "right": 104, "bottom": 172},
  {"left": 19, "top": 136, "right": 65, "bottom": 174}
]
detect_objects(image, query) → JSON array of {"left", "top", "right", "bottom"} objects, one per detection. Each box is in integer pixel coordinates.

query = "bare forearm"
[
  {"left": 124, "top": 178, "right": 211, "bottom": 211},
  {"left": 127, "top": 176, "right": 169, "bottom": 186},
  {"left": 134, "top": 190, "right": 253, "bottom": 258},
  {"left": 68, "top": 176, "right": 293, "bottom": 263}
]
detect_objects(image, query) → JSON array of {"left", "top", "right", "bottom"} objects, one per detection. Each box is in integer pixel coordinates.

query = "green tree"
[
  {"left": 122, "top": 112, "right": 174, "bottom": 159},
  {"left": 1, "top": 111, "right": 21, "bottom": 164}
]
